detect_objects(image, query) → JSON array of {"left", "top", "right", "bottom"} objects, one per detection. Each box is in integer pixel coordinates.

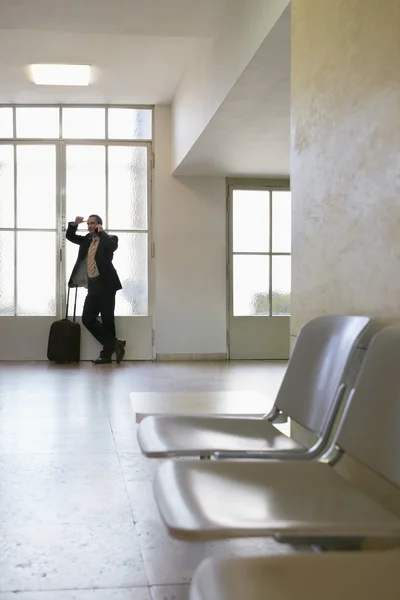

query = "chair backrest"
[
  {"left": 336, "top": 324, "right": 400, "bottom": 488},
  {"left": 275, "top": 315, "right": 370, "bottom": 436}
]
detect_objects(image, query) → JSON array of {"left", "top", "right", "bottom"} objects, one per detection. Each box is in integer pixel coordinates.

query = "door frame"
[
  {"left": 0, "top": 104, "right": 155, "bottom": 360},
  {"left": 226, "top": 177, "right": 290, "bottom": 360},
  {"left": 0, "top": 139, "right": 61, "bottom": 317},
  {"left": 60, "top": 140, "right": 154, "bottom": 360}
]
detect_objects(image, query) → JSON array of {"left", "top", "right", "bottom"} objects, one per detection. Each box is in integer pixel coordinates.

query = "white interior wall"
[
  {"left": 153, "top": 106, "right": 227, "bottom": 357},
  {"left": 171, "top": 0, "right": 290, "bottom": 171},
  {"left": 291, "top": 0, "right": 400, "bottom": 339}
]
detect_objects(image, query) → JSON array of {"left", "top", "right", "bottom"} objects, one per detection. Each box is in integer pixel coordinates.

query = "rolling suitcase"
[{"left": 47, "top": 287, "right": 81, "bottom": 363}]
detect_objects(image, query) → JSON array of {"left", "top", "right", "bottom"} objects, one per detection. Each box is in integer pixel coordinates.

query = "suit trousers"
[{"left": 82, "top": 278, "right": 116, "bottom": 358}]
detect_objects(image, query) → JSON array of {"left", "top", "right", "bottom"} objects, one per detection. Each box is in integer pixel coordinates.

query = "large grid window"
[
  {"left": 0, "top": 105, "right": 152, "bottom": 317},
  {"left": 232, "top": 188, "right": 291, "bottom": 316}
]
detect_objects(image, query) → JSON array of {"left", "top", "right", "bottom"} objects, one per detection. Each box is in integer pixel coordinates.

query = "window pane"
[
  {"left": 0, "top": 145, "right": 14, "bottom": 228},
  {"left": 272, "top": 191, "right": 291, "bottom": 252},
  {"left": 16, "top": 107, "right": 59, "bottom": 138},
  {"left": 233, "top": 255, "right": 269, "bottom": 316},
  {"left": 17, "top": 145, "right": 56, "bottom": 229},
  {"left": 108, "top": 146, "right": 147, "bottom": 230},
  {"left": 108, "top": 108, "right": 152, "bottom": 140},
  {"left": 62, "top": 108, "right": 105, "bottom": 139},
  {"left": 0, "top": 108, "right": 13, "bottom": 138},
  {"left": 17, "top": 231, "right": 56, "bottom": 315},
  {"left": 272, "top": 255, "right": 291, "bottom": 316},
  {"left": 110, "top": 232, "right": 148, "bottom": 316},
  {"left": 0, "top": 231, "right": 15, "bottom": 315},
  {"left": 232, "top": 190, "right": 269, "bottom": 253},
  {"left": 66, "top": 145, "right": 106, "bottom": 225}
]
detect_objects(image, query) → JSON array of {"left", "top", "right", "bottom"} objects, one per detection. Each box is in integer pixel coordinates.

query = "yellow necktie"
[{"left": 88, "top": 237, "right": 99, "bottom": 277}]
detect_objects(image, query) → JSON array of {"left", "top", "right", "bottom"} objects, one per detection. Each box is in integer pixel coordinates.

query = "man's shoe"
[
  {"left": 115, "top": 339, "right": 126, "bottom": 364},
  {"left": 92, "top": 357, "right": 112, "bottom": 365}
]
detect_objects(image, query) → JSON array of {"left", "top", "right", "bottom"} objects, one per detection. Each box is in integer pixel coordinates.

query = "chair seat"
[
  {"left": 190, "top": 552, "right": 400, "bottom": 600},
  {"left": 154, "top": 460, "right": 400, "bottom": 540},
  {"left": 130, "top": 391, "right": 274, "bottom": 423},
  {"left": 138, "top": 415, "right": 302, "bottom": 458}
]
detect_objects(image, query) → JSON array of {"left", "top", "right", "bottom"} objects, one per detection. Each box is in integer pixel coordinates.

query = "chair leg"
[{"left": 274, "top": 535, "right": 366, "bottom": 551}]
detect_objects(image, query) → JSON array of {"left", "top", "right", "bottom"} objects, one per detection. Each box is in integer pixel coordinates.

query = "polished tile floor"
[{"left": 0, "top": 360, "right": 291, "bottom": 599}]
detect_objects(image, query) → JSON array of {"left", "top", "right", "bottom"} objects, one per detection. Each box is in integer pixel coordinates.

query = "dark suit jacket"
[{"left": 66, "top": 222, "right": 122, "bottom": 292}]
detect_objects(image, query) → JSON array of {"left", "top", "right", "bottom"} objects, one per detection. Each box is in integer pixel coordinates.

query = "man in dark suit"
[{"left": 66, "top": 214, "right": 126, "bottom": 364}]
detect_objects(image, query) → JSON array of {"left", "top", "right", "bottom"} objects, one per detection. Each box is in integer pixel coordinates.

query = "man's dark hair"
[{"left": 88, "top": 214, "right": 103, "bottom": 225}]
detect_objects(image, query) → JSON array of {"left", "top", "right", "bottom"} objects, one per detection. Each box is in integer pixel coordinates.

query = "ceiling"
[
  {"left": 0, "top": 0, "right": 231, "bottom": 37},
  {"left": 0, "top": 0, "right": 290, "bottom": 177},
  {"left": 0, "top": 29, "right": 208, "bottom": 104},
  {"left": 0, "top": 0, "right": 229, "bottom": 104},
  {"left": 175, "top": 7, "right": 290, "bottom": 177}
]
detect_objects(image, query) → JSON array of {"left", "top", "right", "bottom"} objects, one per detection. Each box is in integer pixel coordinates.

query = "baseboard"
[{"left": 156, "top": 353, "right": 227, "bottom": 361}]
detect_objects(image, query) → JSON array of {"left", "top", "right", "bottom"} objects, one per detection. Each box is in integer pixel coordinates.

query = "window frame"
[
  {"left": 227, "top": 178, "right": 291, "bottom": 318},
  {"left": 0, "top": 104, "right": 154, "bottom": 318}
]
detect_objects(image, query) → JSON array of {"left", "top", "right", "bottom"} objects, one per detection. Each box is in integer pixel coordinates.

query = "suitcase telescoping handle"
[{"left": 66, "top": 287, "right": 78, "bottom": 322}]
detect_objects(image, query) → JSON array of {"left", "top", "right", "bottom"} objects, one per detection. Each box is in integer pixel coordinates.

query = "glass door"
[
  {"left": 0, "top": 104, "right": 154, "bottom": 360},
  {"left": 0, "top": 141, "right": 59, "bottom": 359},
  {"left": 63, "top": 142, "right": 152, "bottom": 360},
  {"left": 228, "top": 184, "right": 291, "bottom": 359}
]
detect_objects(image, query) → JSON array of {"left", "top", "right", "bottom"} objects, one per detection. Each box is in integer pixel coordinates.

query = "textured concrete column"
[{"left": 291, "top": 0, "right": 400, "bottom": 341}]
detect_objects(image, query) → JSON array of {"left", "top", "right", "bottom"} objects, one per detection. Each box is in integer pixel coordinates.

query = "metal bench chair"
[
  {"left": 190, "top": 552, "right": 400, "bottom": 600},
  {"left": 138, "top": 315, "right": 370, "bottom": 459},
  {"left": 153, "top": 324, "right": 400, "bottom": 546}
]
